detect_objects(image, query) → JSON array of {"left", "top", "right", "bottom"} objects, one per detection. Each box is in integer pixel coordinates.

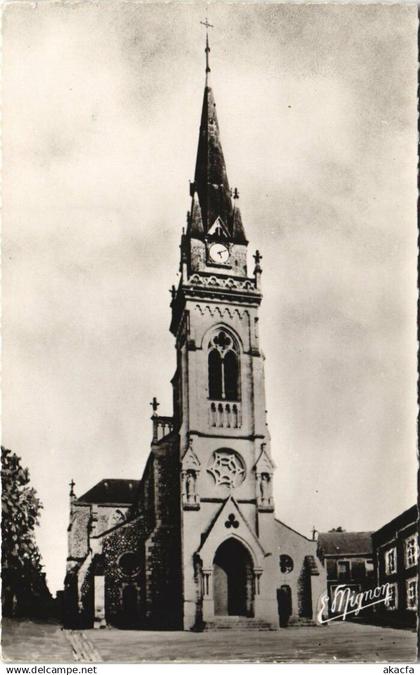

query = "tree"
[
  {"left": 1, "top": 446, "right": 51, "bottom": 617},
  {"left": 329, "top": 526, "right": 346, "bottom": 532}
]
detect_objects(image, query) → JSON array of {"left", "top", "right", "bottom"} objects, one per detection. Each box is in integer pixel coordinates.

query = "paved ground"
[
  {"left": 2, "top": 619, "right": 75, "bottom": 663},
  {"left": 86, "top": 622, "right": 417, "bottom": 663},
  {"left": 2, "top": 620, "right": 417, "bottom": 663}
]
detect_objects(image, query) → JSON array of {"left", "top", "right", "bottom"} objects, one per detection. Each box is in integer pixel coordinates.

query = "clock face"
[{"left": 209, "top": 243, "right": 229, "bottom": 264}]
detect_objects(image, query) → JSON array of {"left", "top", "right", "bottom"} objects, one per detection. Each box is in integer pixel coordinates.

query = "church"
[{"left": 64, "top": 33, "right": 326, "bottom": 632}]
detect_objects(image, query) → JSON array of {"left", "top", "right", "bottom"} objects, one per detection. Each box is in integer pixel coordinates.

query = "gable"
[
  {"left": 182, "top": 444, "right": 201, "bottom": 471},
  {"left": 197, "top": 496, "right": 266, "bottom": 569},
  {"left": 207, "top": 216, "right": 229, "bottom": 239},
  {"left": 254, "top": 445, "right": 275, "bottom": 474}
]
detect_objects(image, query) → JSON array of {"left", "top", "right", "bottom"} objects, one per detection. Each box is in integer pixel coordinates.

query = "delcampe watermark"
[{"left": 317, "top": 582, "right": 392, "bottom": 624}]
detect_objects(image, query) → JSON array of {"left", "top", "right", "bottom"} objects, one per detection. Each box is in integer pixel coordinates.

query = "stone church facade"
[{"left": 64, "top": 39, "right": 326, "bottom": 631}]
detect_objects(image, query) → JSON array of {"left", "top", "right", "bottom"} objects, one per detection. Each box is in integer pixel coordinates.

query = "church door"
[
  {"left": 213, "top": 539, "right": 254, "bottom": 617},
  {"left": 121, "top": 584, "right": 139, "bottom": 628},
  {"left": 277, "top": 585, "right": 292, "bottom": 627}
]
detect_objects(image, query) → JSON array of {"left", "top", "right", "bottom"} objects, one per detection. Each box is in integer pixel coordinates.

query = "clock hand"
[{"left": 218, "top": 251, "right": 223, "bottom": 258}]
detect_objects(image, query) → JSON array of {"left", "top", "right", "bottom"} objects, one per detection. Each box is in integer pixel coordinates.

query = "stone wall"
[
  {"left": 68, "top": 506, "right": 91, "bottom": 561},
  {"left": 144, "top": 439, "right": 182, "bottom": 629},
  {"left": 273, "top": 519, "right": 326, "bottom": 624},
  {"left": 103, "top": 517, "right": 145, "bottom": 627},
  {"left": 85, "top": 435, "right": 183, "bottom": 629}
]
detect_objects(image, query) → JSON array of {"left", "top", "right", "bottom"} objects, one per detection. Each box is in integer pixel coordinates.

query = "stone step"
[
  {"left": 289, "top": 617, "right": 317, "bottom": 627},
  {"left": 202, "top": 616, "right": 278, "bottom": 631}
]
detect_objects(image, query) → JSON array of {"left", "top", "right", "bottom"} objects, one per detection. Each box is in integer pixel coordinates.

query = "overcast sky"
[{"left": 3, "top": 2, "right": 417, "bottom": 594}]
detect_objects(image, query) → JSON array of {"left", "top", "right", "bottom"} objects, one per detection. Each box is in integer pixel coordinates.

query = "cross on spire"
[
  {"left": 200, "top": 17, "right": 214, "bottom": 76},
  {"left": 150, "top": 397, "right": 160, "bottom": 415},
  {"left": 69, "top": 479, "right": 75, "bottom": 497}
]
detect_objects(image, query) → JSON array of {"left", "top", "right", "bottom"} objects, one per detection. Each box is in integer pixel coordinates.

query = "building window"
[
  {"left": 208, "top": 349, "right": 223, "bottom": 399},
  {"left": 404, "top": 536, "right": 418, "bottom": 569},
  {"left": 208, "top": 330, "right": 240, "bottom": 401},
  {"left": 385, "top": 583, "right": 398, "bottom": 611},
  {"left": 224, "top": 350, "right": 239, "bottom": 400},
  {"left": 385, "top": 547, "right": 397, "bottom": 575},
  {"left": 326, "top": 559, "right": 337, "bottom": 578},
  {"left": 365, "top": 559, "right": 375, "bottom": 577},
  {"left": 406, "top": 578, "right": 417, "bottom": 611},
  {"left": 351, "top": 560, "right": 366, "bottom": 580},
  {"left": 279, "top": 555, "right": 294, "bottom": 574},
  {"left": 337, "top": 560, "right": 350, "bottom": 579}
]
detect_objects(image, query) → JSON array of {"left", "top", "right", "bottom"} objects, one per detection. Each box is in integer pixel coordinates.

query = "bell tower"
[
  {"left": 64, "top": 24, "right": 327, "bottom": 634},
  {"left": 169, "top": 27, "right": 278, "bottom": 630}
]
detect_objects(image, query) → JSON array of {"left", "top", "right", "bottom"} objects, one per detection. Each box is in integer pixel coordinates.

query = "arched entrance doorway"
[
  {"left": 121, "top": 584, "right": 139, "bottom": 628},
  {"left": 277, "top": 585, "right": 292, "bottom": 627},
  {"left": 213, "top": 538, "right": 254, "bottom": 617}
]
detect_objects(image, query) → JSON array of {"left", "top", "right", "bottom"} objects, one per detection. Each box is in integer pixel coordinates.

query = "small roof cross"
[
  {"left": 253, "top": 250, "right": 263, "bottom": 266},
  {"left": 69, "top": 479, "right": 76, "bottom": 497},
  {"left": 150, "top": 397, "right": 160, "bottom": 414},
  {"left": 200, "top": 17, "right": 214, "bottom": 32}
]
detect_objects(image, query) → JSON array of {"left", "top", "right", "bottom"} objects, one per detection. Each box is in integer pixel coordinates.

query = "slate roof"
[
  {"left": 372, "top": 504, "right": 418, "bottom": 540},
  {"left": 317, "top": 531, "right": 373, "bottom": 556},
  {"left": 194, "top": 83, "right": 232, "bottom": 232},
  {"left": 189, "top": 77, "right": 247, "bottom": 244},
  {"left": 76, "top": 479, "right": 140, "bottom": 505}
]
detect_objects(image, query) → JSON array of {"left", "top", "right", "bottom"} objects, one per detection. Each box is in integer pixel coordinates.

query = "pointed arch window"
[
  {"left": 208, "top": 349, "right": 223, "bottom": 400},
  {"left": 208, "top": 330, "right": 240, "bottom": 401}
]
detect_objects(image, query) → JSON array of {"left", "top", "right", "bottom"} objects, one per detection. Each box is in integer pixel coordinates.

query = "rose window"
[
  {"left": 279, "top": 554, "right": 294, "bottom": 574},
  {"left": 207, "top": 450, "right": 245, "bottom": 488},
  {"left": 119, "top": 552, "right": 141, "bottom": 577}
]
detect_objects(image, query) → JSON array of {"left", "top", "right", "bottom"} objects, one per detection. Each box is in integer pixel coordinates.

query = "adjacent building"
[
  {"left": 64, "top": 37, "right": 327, "bottom": 631},
  {"left": 317, "top": 507, "right": 419, "bottom": 629},
  {"left": 317, "top": 531, "right": 375, "bottom": 617},
  {"left": 371, "top": 504, "right": 418, "bottom": 628}
]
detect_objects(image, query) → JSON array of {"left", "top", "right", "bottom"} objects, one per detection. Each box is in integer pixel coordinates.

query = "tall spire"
[
  {"left": 191, "top": 21, "right": 247, "bottom": 243},
  {"left": 200, "top": 17, "right": 213, "bottom": 85}
]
